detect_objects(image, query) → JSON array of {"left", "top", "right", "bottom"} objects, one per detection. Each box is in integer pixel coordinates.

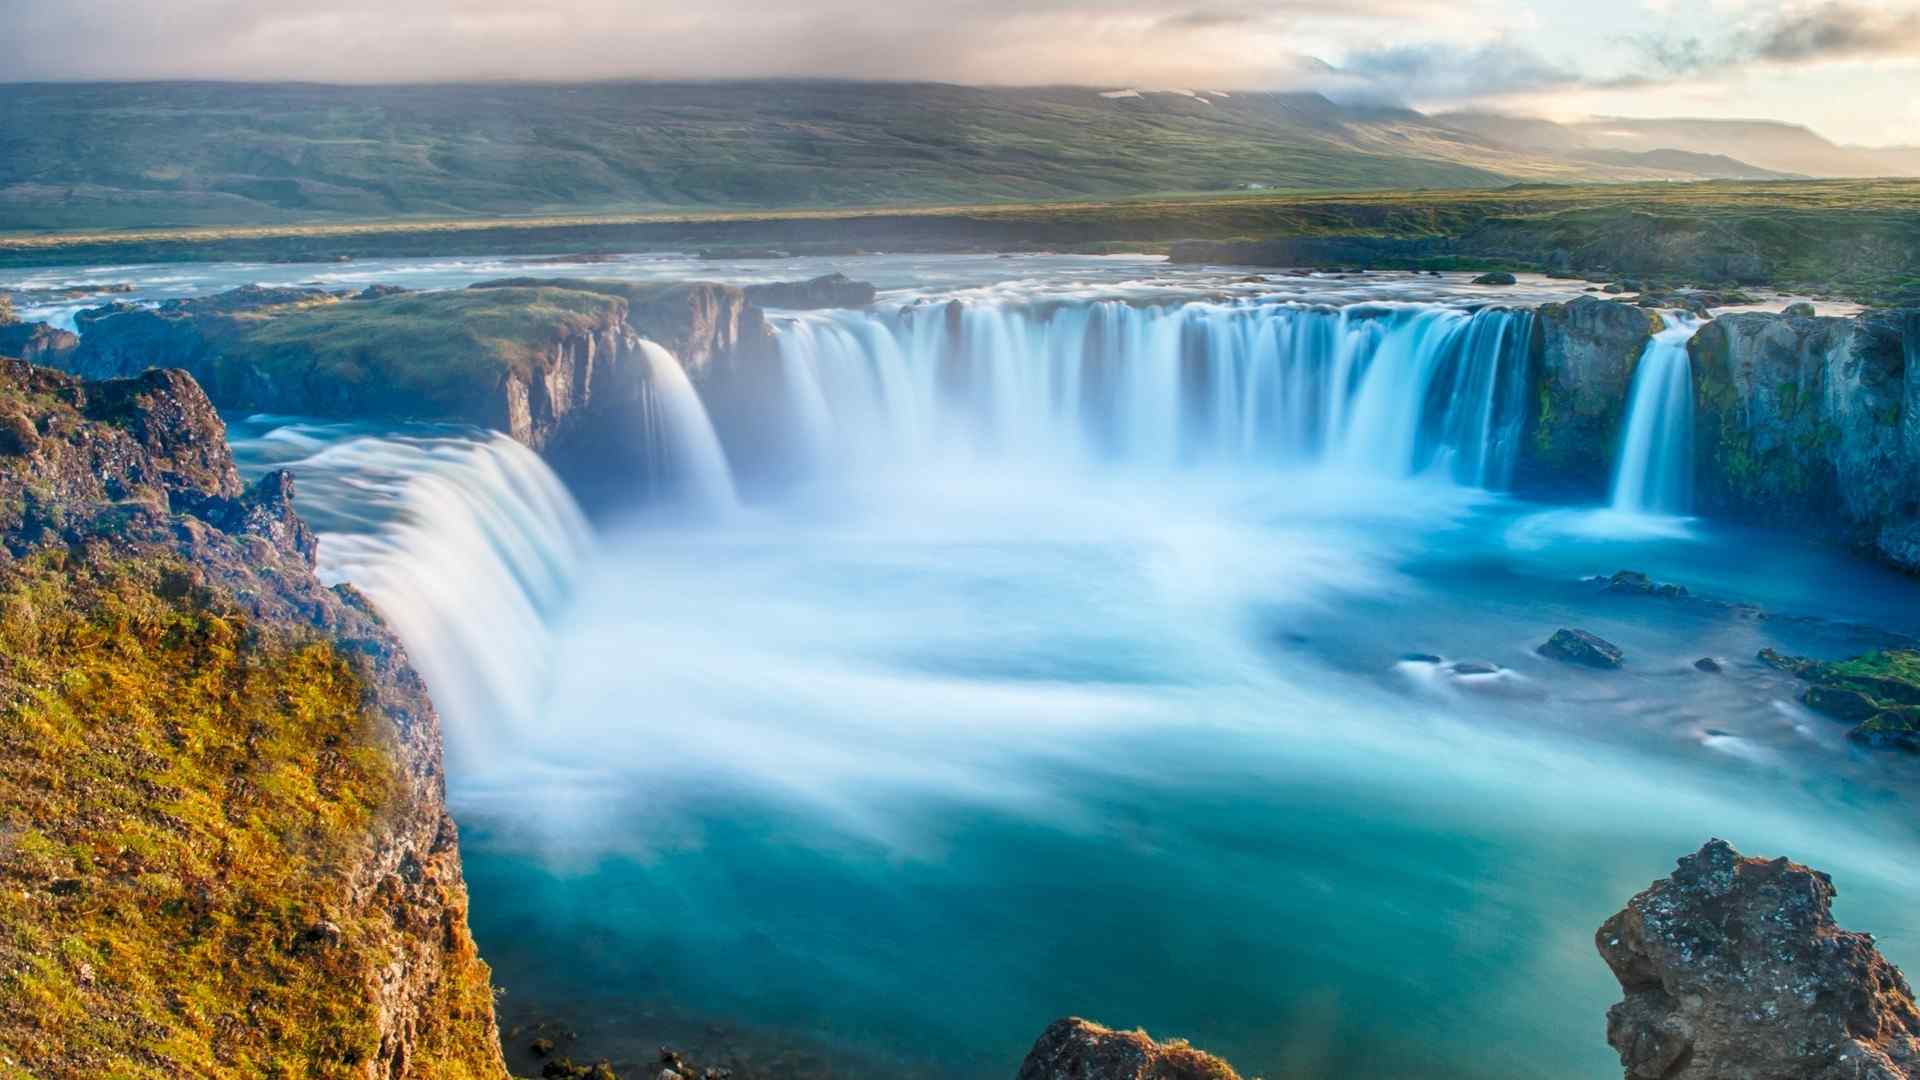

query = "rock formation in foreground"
[
  {"left": 1598, "top": 839, "right": 1920, "bottom": 1080},
  {"left": 1017, "top": 1018, "right": 1241, "bottom": 1080},
  {"left": 0, "top": 358, "right": 504, "bottom": 1077}
]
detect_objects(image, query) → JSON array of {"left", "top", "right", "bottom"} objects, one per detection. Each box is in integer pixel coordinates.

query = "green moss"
[
  {"left": 0, "top": 551, "right": 501, "bottom": 1079},
  {"left": 209, "top": 286, "right": 626, "bottom": 416}
]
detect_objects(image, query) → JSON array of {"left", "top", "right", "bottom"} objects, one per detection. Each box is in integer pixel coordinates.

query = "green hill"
[{"left": 0, "top": 80, "right": 1800, "bottom": 232}]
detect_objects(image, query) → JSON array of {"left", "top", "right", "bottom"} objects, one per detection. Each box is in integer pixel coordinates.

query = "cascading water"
[
  {"left": 229, "top": 426, "right": 595, "bottom": 772},
  {"left": 1610, "top": 317, "right": 1702, "bottom": 515},
  {"left": 765, "top": 300, "right": 1535, "bottom": 489},
  {"left": 636, "top": 340, "right": 740, "bottom": 514}
]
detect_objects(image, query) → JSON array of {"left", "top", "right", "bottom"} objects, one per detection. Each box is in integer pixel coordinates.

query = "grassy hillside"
[{"left": 0, "top": 81, "right": 1800, "bottom": 232}]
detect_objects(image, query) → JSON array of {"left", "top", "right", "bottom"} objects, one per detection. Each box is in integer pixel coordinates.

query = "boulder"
[
  {"left": 1598, "top": 839, "right": 1920, "bottom": 1080},
  {"left": 1783, "top": 301, "right": 1818, "bottom": 317},
  {"left": 1472, "top": 271, "right": 1517, "bottom": 286},
  {"left": 1538, "top": 628, "right": 1625, "bottom": 668},
  {"left": 1017, "top": 1018, "right": 1242, "bottom": 1080}
]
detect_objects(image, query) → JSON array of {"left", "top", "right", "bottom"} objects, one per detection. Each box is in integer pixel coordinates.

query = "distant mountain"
[
  {"left": 1567, "top": 148, "right": 1798, "bottom": 181},
  {"left": 0, "top": 81, "right": 1897, "bottom": 232},
  {"left": 1442, "top": 111, "right": 1919, "bottom": 179}
]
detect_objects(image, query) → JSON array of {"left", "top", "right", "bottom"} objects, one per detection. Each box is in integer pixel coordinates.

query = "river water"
[{"left": 47, "top": 253, "right": 1918, "bottom": 1079}]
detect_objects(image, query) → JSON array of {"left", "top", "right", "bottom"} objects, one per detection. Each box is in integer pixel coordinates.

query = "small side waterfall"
[
  {"left": 1610, "top": 317, "right": 1702, "bottom": 515},
  {"left": 636, "top": 340, "right": 740, "bottom": 514},
  {"left": 759, "top": 300, "right": 1535, "bottom": 489}
]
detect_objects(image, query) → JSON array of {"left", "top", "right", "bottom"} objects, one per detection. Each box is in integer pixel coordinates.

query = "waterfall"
[
  {"left": 1610, "top": 317, "right": 1702, "bottom": 515},
  {"left": 637, "top": 340, "right": 740, "bottom": 515},
  {"left": 236, "top": 429, "right": 596, "bottom": 771},
  {"left": 756, "top": 300, "right": 1535, "bottom": 489}
]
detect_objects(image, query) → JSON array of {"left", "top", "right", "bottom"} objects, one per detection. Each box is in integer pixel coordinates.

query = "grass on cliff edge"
[
  {"left": 0, "top": 549, "right": 498, "bottom": 1080},
  {"left": 214, "top": 285, "right": 625, "bottom": 411}
]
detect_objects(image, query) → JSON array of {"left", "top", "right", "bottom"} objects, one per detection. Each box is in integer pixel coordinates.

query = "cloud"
[
  {"left": 1337, "top": 41, "right": 1587, "bottom": 102},
  {"left": 1746, "top": 1, "right": 1920, "bottom": 62},
  {"left": 0, "top": 0, "right": 1428, "bottom": 87}
]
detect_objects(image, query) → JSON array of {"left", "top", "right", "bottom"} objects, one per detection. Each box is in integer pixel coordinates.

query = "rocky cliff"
[
  {"left": 1691, "top": 309, "right": 1919, "bottom": 569},
  {"left": 0, "top": 358, "right": 504, "bottom": 1078},
  {"left": 58, "top": 280, "right": 779, "bottom": 511},
  {"left": 1599, "top": 839, "right": 1919, "bottom": 1080}
]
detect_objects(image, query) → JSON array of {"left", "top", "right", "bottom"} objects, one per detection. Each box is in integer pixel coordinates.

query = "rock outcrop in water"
[
  {"left": 1755, "top": 647, "right": 1920, "bottom": 751},
  {"left": 1017, "top": 1019, "right": 1241, "bottom": 1080},
  {"left": 0, "top": 357, "right": 505, "bottom": 1077},
  {"left": 741, "top": 272, "right": 878, "bottom": 310},
  {"left": 1518, "top": 297, "right": 1662, "bottom": 495},
  {"left": 1538, "top": 627, "right": 1626, "bottom": 668},
  {"left": 1598, "top": 839, "right": 1920, "bottom": 1079},
  {"left": 1690, "top": 308, "right": 1919, "bottom": 569}
]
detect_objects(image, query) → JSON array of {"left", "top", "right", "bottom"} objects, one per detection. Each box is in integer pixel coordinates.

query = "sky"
[{"left": 2, "top": 0, "right": 1917, "bottom": 145}]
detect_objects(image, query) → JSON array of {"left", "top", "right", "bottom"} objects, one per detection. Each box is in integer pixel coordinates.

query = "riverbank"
[{"left": 3, "top": 180, "right": 1917, "bottom": 305}]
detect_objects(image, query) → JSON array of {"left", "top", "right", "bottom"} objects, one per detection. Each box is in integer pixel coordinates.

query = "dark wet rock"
[
  {"left": 1764, "top": 648, "right": 1920, "bottom": 751},
  {"left": 1017, "top": 1018, "right": 1242, "bottom": 1080},
  {"left": 1472, "top": 271, "right": 1517, "bottom": 286},
  {"left": 1538, "top": 628, "right": 1625, "bottom": 668},
  {"left": 1598, "top": 839, "right": 1920, "bottom": 1080},
  {"left": 741, "top": 273, "right": 877, "bottom": 310},
  {"left": 1517, "top": 297, "right": 1662, "bottom": 496},
  {"left": 1399, "top": 652, "right": 1443, "bottom": 664},
  {"left": 1689, "top": 308, "right": 1918, "bottom": 573},
  {"left": 353, "top": 283, "right": 411, "bottom": 300},
  {"left": 1880, "top": 521, "right": 1920, "bottom": 576},
  {"left": 1694, "top": 657, "right": 1723, "bottom": 673},
  {"left": 1783, "top": 301, "right": 1818, "bottom": 317},
  {"left": 532, "top": 1037, "right": 557, "bottom": 1057},
  {"left": 1450, "top": 661, "right": 1501, "bottom": 676}
]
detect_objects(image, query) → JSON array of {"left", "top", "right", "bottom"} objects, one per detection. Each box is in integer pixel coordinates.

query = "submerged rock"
[
  {"left": 1017, "top": 1018, "right": 1242, "bottom": 1080},
  {"left": 1539, "top": 628, "right": 1626, "bottom": 668},
  {"left": 1693, "top": 657, "right": 1723, "bottom": 673},
  {"left": 1598, "top": 839, "right": 1920, "bottom": 1080}
]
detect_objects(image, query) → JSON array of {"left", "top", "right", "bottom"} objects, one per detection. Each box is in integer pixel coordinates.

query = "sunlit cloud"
[{"left": 0, "top": 0, "right": 1914, "bottom": 145}]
